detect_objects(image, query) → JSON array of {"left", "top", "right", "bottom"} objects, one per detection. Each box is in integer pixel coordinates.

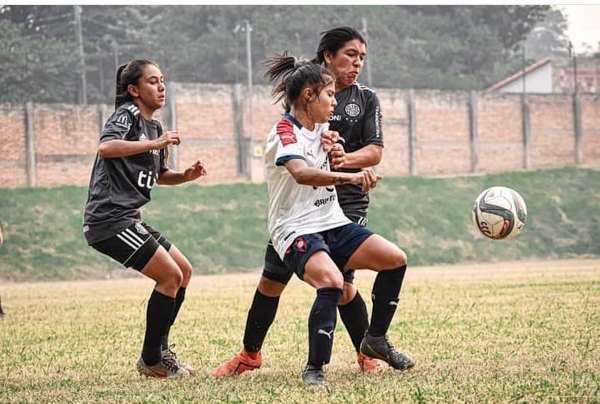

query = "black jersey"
[
  {"left": 83, "top": 102, "right": 168, "bottom": 245},
  {"left": 330, "top": 82, "right": 383, "bottom": 218}
]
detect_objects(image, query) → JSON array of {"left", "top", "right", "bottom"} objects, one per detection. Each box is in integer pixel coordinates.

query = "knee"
[
  {"left": 180, "top": 261, "right": 192, "bottom": 283},
  {"left": 338, "top": 283, "right": 357, "bottom": 305},
  {"left": 388, "top": 249, "right": 407, "bottom": 269},
  {"left": 258, "top": 276, "right": 286, "bottom": 297},
  {"left": 319, "top": 271, "right": 344, "bottom": 290},
  {"left": 164, "top": 268, "right": 184, "bottom": 292}
]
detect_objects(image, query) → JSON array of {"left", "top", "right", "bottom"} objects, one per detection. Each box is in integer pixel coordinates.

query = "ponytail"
[
  {"left": 264, "top": 52, "right": 333, "bottom": 112},
  {"left": 114, "top": 63, "right": 129, "bottom": 110}
]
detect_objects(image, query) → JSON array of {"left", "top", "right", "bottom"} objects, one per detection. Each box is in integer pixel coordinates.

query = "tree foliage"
[{"left": 0, "top": 4, "right": 562, "bottom": 104}]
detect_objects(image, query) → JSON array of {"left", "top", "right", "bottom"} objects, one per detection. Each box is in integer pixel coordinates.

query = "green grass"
[
  {"left": 1, "top": 260, "right": 598, "bottom": 402},
  {"left": 0, "top": 167, "right": 599, "bottom": 281}
]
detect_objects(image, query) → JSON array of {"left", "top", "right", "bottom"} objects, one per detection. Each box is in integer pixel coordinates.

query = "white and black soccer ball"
[{"left": 472, "top": 186, "right": 527, "bottom": 240}]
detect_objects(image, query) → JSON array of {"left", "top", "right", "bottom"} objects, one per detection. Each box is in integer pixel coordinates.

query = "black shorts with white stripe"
[{"left": 90, "top": 222, "right": 171, "bottom": 271}]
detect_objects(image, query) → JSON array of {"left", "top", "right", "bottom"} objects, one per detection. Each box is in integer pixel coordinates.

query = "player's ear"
[
  {"left": 303, "top": 87, "right": 313, "bottom": 103},
  {"left": 323, "top": 50, "right": 335, "bottom": 66},
  {"left": 127, "top": 83, "right": 139, "bottom": 98}
]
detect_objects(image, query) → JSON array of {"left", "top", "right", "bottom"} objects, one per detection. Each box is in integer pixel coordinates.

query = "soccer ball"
[{"left": 472, "top": 186, "right": 527, "bottom": 240}]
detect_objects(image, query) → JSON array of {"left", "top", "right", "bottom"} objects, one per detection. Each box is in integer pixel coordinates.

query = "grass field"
[
  {"left": 1, "top": 259, "right": 598, "bottom": 402},
  {"left": 1, "top": 167, "right": 599, "bottom": 281}
]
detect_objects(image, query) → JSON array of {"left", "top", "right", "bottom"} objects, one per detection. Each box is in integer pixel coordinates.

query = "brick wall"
[{"left": 1, "top": 84, "right": 599, "bottom": 188}]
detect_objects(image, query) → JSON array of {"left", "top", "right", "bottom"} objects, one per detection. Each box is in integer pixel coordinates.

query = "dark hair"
[
  {"left": 264, "top": 51, "right": 334, "bottom": 113},
  {"left": 114, "top": 59, "right": 158, "bottom": 110},
  {"left": 314, "top": 26, "right": 367, "bottom": 65}
]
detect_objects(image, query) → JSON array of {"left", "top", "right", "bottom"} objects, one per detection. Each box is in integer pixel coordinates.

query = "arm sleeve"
[
  {"left": 274, "top": 119, "right": 305, "bottom": 166},
  {"left": 99, "top": 107, "right": 134, "bottom": 143},
  {"left": 361, "top": 92, "right": 384, "bottom": 147}
]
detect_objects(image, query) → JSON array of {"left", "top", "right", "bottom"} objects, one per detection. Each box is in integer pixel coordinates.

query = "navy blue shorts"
[
  {"left": 90, "top": 222, "right": 171, "bottom": 271},
  {"left": 262, "top": 216, "right": 369, "bottom": 284},
  {"left": 283, "top": 222, "right": 373, "bottom": 280}
]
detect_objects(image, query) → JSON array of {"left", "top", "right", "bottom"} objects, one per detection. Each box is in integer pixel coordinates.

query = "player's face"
[
  {"left": 324, "top": 39, "right": 366, "bottom": 90},
  {"left": 308, "top": 79, "right": 337, "bottom": 124},
  {"left": 130, "top": 64, "right": 166, "bottom": 112}
]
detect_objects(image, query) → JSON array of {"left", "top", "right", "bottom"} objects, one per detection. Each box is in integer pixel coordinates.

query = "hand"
[
  {"left": 356, "top": 168, "right": 382, "bottom": 192},
  {"left": 329, "top": 143, "right": 346, "bottom": 170},
  {"left": 155, "top": 131, "right": 181, "bottom": 149},
  {"left": 320, "top": 130, "right": 340, "bottom": 152},
  {"left": 183, "top": 160, "right": 207, "bottom": 182}
]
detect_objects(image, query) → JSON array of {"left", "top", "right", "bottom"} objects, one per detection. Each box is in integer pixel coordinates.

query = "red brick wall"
[
  {"left": 0, "top": 104, "right": 27, "bottom": 186},
  {"left": 1, "top": 84, "right": 599, "bottom": 188},
  {"left": 476, "top": 93, "right": 524, "bottom": 172}
]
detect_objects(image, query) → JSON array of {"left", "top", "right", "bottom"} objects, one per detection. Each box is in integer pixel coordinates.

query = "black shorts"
[
  {"left": 90, "top": 222, "right": 171, "bottom": 271},
  {"left": 283, "top": 223, "right": 373, "bottom": 280},
  {"left": 262, "top": 216, "right": 370, "bottom": 284}
]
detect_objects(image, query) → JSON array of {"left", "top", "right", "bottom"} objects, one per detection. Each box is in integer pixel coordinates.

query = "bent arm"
[
  {"left": 284, "top": 159, "right": 360, "bottom": 187},
  {"left": 156, "top": 160, "right": 206, "bottom": 185},
  {"left": 342, "top": 144, "right": 383, "bottom": 169},
  {"left": 98, "top": 139, "right": 162, "bottom": 159}
]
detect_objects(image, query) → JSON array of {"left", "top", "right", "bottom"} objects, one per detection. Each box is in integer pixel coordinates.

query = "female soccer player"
[
  {"left": 83, "top": 59, "right": 206, "bottom": 379},
  {"left": 216, "top": 27, "right": 398, "bottom": 378},
  {"left": 236, "top": 52, "right": 412, "bottom": 386}
]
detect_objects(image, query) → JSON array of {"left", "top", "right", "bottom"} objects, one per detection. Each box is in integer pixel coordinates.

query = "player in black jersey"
[
  {"left": 215, "top": 27, "right": 414, "bottom": 378},
  {"left": 83, "top": 59, "right": 207, "bottom": 379}
]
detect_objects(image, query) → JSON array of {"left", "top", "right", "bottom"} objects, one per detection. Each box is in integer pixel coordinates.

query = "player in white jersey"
[
  {"left": 265, "top": 116, "right": 350, "bottom": 259},
  {"left": 219, "top": 52, "right": 413, "bottom": 386}
]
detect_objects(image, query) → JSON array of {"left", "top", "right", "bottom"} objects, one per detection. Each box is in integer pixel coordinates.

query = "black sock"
[
  {"left": 338, "top": 290, "right": 369, "bottom": 352},
  {"left": 308, "top": 287, "right": 343, "bottom": 367},
  {"left": 243, "top": 289, "right": 280, "bottom": 353},
  {"left": 161, "top": 287, "right": 186, "bottom": 350},
  {"left": 369, "top": 265, "right": 407, "bottom": 337},
  {"left": 142, "top": 289, "right": 176, "bottom": 365}
]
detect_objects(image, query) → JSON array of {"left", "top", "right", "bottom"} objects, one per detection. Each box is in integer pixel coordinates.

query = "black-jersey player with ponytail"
[{"left": 83, "top": 60, "right": 207, "bottom": 379}]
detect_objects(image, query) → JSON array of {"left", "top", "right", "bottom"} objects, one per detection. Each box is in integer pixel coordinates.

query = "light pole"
[
  {"left": 361, "top": 17, "right": 372, "bottom": 88},
  {"left": 233, "top": 21, "right": 254, "bottom": 179},
  {"left": 73, "top": 5, "right": 87, "bottom": 104},
  {"left": 569, "top": 41, "right": 583, "bottom": 164},
  {"left": 243, "top": 20, "right": 253, "bottom": 142}
]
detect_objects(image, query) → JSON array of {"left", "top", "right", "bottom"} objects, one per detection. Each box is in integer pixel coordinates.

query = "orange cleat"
[
  {"left": 357, "top": 352, "right": 379, "bottom": 373},
  {"left": 214, "top": 349, "right": 262, "bottom": 378}
]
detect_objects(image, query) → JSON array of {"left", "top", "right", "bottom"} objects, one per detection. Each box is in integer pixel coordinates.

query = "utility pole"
[
  {"left": 244, "top": 20, "right": 253, "bottom": 142},
  {"left": 361, "top": 17, "right": 372, "bottom": 87},
  {"left": 73, "top": 5, "right": 87, "bottom": 104}
]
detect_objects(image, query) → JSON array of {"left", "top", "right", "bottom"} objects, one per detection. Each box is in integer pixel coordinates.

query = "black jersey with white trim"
[
  {"left": 330, "top": 82, "right": 383, "bottom": 218},
  {"left": 83, "top": 102, "right": 168, "bottom": 245}
]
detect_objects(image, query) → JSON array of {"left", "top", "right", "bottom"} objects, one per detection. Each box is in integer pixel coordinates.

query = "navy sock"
[
  {"left": 142, "top": 289, "right": 175, "bottom": 365},
  {"left": 308, "top": 287, "right": 343, "bottom": 367},
  {"left": 243, "top": 289, "right": 280, "bottom": 353},
  {"left": 338, "top": 290, "right": 369, "bottom": 352},
  {"left": 369, "top": 265, "right": 407, "bottom": 337},
  {"left": 161, "top": 287, "right": 186, "bottom": 350}
]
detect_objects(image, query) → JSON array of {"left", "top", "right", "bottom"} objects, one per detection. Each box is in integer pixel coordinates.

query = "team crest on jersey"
[
  {"left": 116, "top": 113, "right": 131, "bottom": 130},
  {"left": 345, "top": 103, "right": 361, "bottom": 118},
  {"left": 135, "top": 223, "right": 148, "bottom": 235},
  {"left": 293, "top": 236, "right": 308, "bottom": 253}
]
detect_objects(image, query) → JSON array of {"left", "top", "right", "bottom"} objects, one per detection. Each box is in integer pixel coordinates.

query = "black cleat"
[
  {"left": 360, "top": 333, "right": 415, "bottom": 370},
  {"left": 302, "top": 364, "right": 326, "bottom": 386}
]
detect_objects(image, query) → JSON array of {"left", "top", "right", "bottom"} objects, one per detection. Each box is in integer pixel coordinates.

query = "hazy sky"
[{"left": 558, "top": 4, "right": 600, "bottom": 52}]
